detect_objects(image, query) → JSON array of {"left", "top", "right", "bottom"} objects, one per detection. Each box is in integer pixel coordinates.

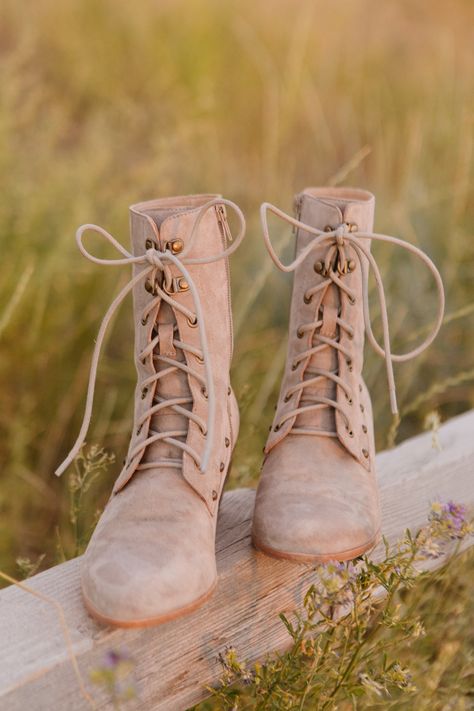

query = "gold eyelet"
[
  {"left": 324, "top": 225, "right": 333, "bottom": 232},
  {"left": 195, "top": 354, "right": 204, "bottom": 364},
  {"left": 225, "top": 436, "right": 230, "bottom": 447},
  {"left": 145, "top": 238, "right": 156, "bottom": 250},
  {"left": 165, "top": 238, "right": 184, "bottom": 255},
  {"left": 348, "top": 259, "right": 356, "bottom": 272},
  {"left": 227, "top": 386, "right": 231, "bottom": 396},
  {"left": 347, "top": 223, "right": 358, "bottom": 233},
  {"left": 362, "top": 448, "right": 369, "bottom": 458},
  {"left": 274, "top": 423, "right": 281, "bottom": 432},
  {"left": 141, "top": 314, "right": 149, "bottom": 326},
  {"left": 136, "top": 424, "right": 142, "bottom": 435},
  {"left": 346, "top": 395, "right": 353, "bottom": 405},
  {"left": 346, "top": 428, "right": 354, "bottom": 437},
  {"left": 187, "top": 316, "right": 198, "bottom": 328},
  {"left": 314, "top": 261, "right": 324, "bottom": 274},
  {"left": 303, "top": 294, "right": 312, "bottom": 304},
  {"left": 201, "top": 386, "right": 208, "bottom": 399},
  {"left": 212, "top": 490, "right": 218, "bottom": 500},
  {"left": 144, "top": 278, "right": 155, "bottom": 294},
  {"left": 348, "top": 295, "right": 356, "bottom": 305},
  {"left": 362, "top": 424, "right": 368, "bottom": 433},
  {"left": 219, "top": 462, "right": 225, "bottom": 473},
  {"left": 297, "top": 327, "right": 304, "bottom": 339},
  {"left": 284, "top": 393, "right": 291, "bottom": 403},
  {"left": 348, "top": 331, "right": 354, "bottom": 340},
  {"left": 360, "top": 404, "right": 364, "bottom": 413},
  {"left": 141, "top": 387, "right": 148, "bottom": 399},
  {"left": 199, "top": 424, "right": 207, "bottom": 436}
]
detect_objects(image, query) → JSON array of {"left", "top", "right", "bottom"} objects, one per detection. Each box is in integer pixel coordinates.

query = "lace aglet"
[
  {"left": 54, "top": 441, "right": 83, "bottom": 477},
  {"left": 389, "top": 389, "right": 398, "bottom": 416},
  {"left": 54, "top": 458, "right": 71, "bottom": 477}
]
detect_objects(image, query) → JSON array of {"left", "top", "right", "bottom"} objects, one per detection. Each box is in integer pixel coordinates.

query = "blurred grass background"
[{"left": 0, "top": 0, "right": 473, "bottom": 637}]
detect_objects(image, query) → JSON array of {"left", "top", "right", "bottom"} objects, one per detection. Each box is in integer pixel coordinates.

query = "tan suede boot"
[
  {"left": 252, "top": 188, "right": 444, "bottom": 563},
  {"left": 56, "top": 194, "right": 245, "bottom": 627}
]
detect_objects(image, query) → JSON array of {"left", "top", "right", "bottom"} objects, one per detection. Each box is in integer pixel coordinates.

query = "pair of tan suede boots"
[{"left": 56, "top": 188, "right": 444, "bottom": 628}]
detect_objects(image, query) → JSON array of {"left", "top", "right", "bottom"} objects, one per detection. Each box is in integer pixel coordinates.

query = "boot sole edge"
[
  {"left": 81, "top": 578, "right": 217, "bottom": 629},
  {"left": 251, "top": 530, "right": 381, "bottom": 564}
]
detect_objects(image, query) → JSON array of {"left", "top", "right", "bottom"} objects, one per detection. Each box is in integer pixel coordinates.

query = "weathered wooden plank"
[{"left": 1, "top": 409, "right": 474, "bottom": 711}]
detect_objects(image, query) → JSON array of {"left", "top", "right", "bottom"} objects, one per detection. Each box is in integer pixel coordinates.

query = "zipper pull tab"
[{"left": 216, "top": 205, "right": 233, "bottom": 243}]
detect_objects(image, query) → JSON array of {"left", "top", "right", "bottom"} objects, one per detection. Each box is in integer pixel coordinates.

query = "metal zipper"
[
  {"left": 216, "top": 204, "right": 233, "bottom": 243},
  {"left": 215, "top": 205, "right": 234, "bottom": 357},
  {"left": 292, "top": 194, "right": 303, "bottom": 235}
]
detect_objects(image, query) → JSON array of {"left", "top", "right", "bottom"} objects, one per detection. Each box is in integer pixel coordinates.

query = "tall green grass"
[{"left": 0, "top": 0, "right": 473, "bottom": 589}]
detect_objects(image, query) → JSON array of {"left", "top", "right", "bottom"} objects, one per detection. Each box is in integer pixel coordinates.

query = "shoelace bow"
[
  {"left": 261, "top": 202, "right": 445, "bottom": 436},
  {"left": 55, "top": 198, "right": 245, "bottom": 478}
]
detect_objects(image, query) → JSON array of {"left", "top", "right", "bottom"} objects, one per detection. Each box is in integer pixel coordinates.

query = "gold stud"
[
  {"left": 348, "top": 259, "right": 356, "bottom": 272},
  {"left": 170, "top": 239, "right": 184, "bottom": 254},
  {"left": 349, "top": 223, "right": 358, "bottom": 233},
  {"left": 314, "top": 261, "right": 324, "bottom": 274},
  {"left": 178, "top": 277, "right": 189, "bottom": 291}
]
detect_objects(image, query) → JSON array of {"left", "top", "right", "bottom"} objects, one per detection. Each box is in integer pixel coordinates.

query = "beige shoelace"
[
  {"left": 56, "top": 198, "right": 245, "bottom": 478},
  {"left": 261, "top": 202, "right": 445, "bottom": 436}
]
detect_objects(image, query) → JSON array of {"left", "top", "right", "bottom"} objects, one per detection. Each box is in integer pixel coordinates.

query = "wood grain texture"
[{"left": 1, "top": 409, "right": 474, "bottom": 710}]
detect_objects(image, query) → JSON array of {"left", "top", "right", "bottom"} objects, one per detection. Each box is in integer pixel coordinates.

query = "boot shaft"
[
  {"left": 114, "top": 195, "right": 238, "bottom": 509},
  {"left": 266, "top": 188, "right": 376, "bottom": 469}
]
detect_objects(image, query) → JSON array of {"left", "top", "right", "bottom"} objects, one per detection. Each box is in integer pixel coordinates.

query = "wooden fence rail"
[{"left": 1, "top": 409, "right": 474, "bottom": 710}]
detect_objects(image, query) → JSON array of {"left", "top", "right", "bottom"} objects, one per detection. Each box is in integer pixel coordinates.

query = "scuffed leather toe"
[
  {"left": 81, "top": 470, "right": 217, "bottom": 626},
  {"left": 252, "top": 435, "right": 380, "bottom": 562}
]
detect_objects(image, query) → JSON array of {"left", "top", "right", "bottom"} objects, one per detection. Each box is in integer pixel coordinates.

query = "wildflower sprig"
[
  {"left": 67, "top": 444, "right": 115, "bottom": 558},
  {"left": 90, "top": 648, "right": 138, "bottom": 709},
  {"left": 210, "top": 501, "right": 473, "bottom": 710}
]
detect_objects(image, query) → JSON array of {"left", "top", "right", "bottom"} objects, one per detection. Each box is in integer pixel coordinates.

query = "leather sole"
[
  {"left": 81, "top": 578, "right": 217, "bottom": 628},
  {"left": 251, "top": 529, "right": 381, "bottom": 564}
]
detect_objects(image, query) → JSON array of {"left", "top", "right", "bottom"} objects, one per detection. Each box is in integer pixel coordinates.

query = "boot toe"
[
  {"left": 252, "top": 439, "right": 380, "bottom": 562},
  {"left": 80, "top": 472, "right": 217, "bottom": 627},
  {"left": 81, "top": 534, "right": 216, "bottom": 626},
  {"left": 253, "top": 490, "right": 379, "bottom": 561}
]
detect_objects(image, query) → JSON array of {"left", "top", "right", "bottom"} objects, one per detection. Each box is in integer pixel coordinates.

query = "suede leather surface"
[
  {"left": 253, "top": 188, "right": 381, "bottom": 560},
  {"left": 81, "top": 195, "right": 239, "bottom": 624}
]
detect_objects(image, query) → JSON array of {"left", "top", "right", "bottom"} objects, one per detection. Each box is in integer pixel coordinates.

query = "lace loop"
[
  {"left": 261, "top": 201, "right": 445, "bottom": 417},
  {"left": 55, "top": 198, "right": 245, "bottom": 478}
]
